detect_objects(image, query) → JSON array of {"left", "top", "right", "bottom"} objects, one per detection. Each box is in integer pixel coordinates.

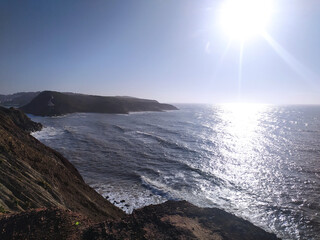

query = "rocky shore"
[{"left": 0, "top": 106, "right": 280, "bottom": 239}]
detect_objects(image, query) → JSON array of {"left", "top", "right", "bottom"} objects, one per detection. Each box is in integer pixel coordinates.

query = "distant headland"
[{"left": 16, "top": 91, "right": 178, "bottom": 116}]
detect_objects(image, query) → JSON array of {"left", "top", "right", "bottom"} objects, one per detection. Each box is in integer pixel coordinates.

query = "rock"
[
  {"left": 0, "top": 201, "right": 280, "bottom": 240},
  {"left": 83, "top": 200, "right": 280, "bottom": 240}
]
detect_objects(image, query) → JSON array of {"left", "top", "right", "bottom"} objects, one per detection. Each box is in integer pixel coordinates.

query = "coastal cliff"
[
  {"left": 0, "top": 106, "right": 124, "bottom": 222},
  {"left": 0, "top": 107, "right": 279, "bottom": 239},
  {"left": 20, "top": 91, "right": 178, "bottom": 116}
]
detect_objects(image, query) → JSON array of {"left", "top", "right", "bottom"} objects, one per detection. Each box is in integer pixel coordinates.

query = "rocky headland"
[
  {"left": 0, "top": 92, "right": 40, "bottom": 107},
  {"left": 20, "top": 91, "right": 178, "bottom": 116},
  {"left": 0, "top": 106, "right": 280, "bottom": 239}
]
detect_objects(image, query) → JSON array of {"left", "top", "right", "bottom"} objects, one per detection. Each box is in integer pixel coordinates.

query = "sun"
[{"left": 219, "top": 0, "right": 274, "bottom": 40}]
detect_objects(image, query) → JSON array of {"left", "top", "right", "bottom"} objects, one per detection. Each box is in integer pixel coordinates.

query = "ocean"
[{"left": 30, "top": 104, "right": 320, "bottom": 240}]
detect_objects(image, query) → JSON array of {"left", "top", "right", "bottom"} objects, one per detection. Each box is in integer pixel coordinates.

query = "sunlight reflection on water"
[
  {"left": 206, "top": 104, "right": 274, "bottom": 213},
  {"left": 217, "top": 103, "right": 267, "bottom": 154},
  {"left": 201, "top": 103, "right": 318, "bottom": 239}
]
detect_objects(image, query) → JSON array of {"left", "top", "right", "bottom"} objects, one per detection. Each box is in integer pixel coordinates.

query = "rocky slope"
[
  {"left": 0, "top": 107, "right": 279, "bottom": 239},
  {"left": 84, "top": 200, "right": 280, "bottom": 240},
  {"left": 0, "top": 202, "right": 280, "bottom": 240},
  {"left": 20, "top": 91, "right": 178, "bottom": 116},
  {"left": 0, "top": 106, "right": 124, "bottom": 221}
]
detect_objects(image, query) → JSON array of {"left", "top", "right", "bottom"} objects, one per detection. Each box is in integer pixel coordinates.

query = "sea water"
[{"left": 30, "top": 104, "right": 320, "bottom": 240}]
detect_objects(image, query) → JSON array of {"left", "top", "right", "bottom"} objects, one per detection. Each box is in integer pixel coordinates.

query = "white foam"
[
  {"left": 31, "top": 126, "right": 64, "bottom": 140},
  {"left": 91, "top": 183, "right": 166, "bottom": 214}
]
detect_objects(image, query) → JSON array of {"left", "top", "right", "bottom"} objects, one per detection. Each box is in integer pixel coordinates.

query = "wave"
[
  {"left": 140, "top": 175, "right": 179, "bottom": 200},
  {"left": 135, "top": 131, "right": 198, "bottom": 154},
  {"left": 90, "top": 182, "right": 165, "bottom": 214},
  {"left": 112, "top": 124, "right": 126, "bottom": 133},
  {"left": 31, "top": 126, "right": 64, "bottom": 140},
  {"left": 142, "top": 122, "right": 180, "bottom": 136}
]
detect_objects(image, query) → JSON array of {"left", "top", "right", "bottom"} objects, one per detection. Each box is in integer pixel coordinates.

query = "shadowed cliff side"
[
  {"left": 20, "top": 91, "right": 178, "bottom": 116},
  {"left": 0, "top": 201, "right": 280, "bottom": 240},
  {"left": 84, "top": 200, "right": 280, "bottom": 240},
  {"left": 0, "top": 106, "right": 124, "bottom": 222}
]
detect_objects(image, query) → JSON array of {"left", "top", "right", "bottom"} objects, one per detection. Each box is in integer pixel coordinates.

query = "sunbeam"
[
  {"left": 261, "top": 31, "right": 319, "bottom": 89},
  {"left": 238, "top": 41, "right": 245, "bottom": 101},
  {"left": 212, "top": 40, "right": 232, "bottom": 79}
]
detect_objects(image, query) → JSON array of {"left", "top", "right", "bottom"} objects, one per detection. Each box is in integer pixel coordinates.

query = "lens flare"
[{"left": 219, "top": 0, "right": 274, "bottom": 40}]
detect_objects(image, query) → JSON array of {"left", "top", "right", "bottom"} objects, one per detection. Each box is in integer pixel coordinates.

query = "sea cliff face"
[
  {"left": 0, "top": 106, "right": 124, "bottom": 221},
  {"left": 20, "top": 91, "right": 178, "bottom": 116},
  {"left": 0, "top": 107, "right": 279, "bottom": 239}
]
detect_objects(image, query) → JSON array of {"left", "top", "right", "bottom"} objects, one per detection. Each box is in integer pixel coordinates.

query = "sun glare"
[{"left": 219, "top": 0, "right": 274, "bottom": 40}]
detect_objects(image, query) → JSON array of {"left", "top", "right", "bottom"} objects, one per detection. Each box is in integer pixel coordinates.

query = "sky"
[{"left": 1, "top": 0, "right": 320, "bottom": 104}]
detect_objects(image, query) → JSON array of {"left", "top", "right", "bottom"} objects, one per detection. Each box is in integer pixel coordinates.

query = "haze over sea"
[{"left": 30, "top": 104, "right": 320, "bottom": 240}]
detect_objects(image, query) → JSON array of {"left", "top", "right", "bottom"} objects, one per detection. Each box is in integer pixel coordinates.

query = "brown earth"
[
  {"left": 83, "top": 200, "right": 280, "bottom": 240},
  {"left": 0, "top": 208, "right": 92, "bottom": 240},
  {"left": 0, "top": 201, "right": 280, "bottom": 240}
]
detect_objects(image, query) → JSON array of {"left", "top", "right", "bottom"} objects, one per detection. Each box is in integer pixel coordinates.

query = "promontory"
[{"left": 20, "top": 91, "right": 178, "bottom": 116}]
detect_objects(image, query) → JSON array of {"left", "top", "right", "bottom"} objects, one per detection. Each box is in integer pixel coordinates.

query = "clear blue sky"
[{"left": 1, "top": 0, "right": 320, "bottom": 104}]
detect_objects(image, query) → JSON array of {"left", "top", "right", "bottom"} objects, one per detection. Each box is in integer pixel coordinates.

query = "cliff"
[
  {"left": 0, "top": 106, "right": 124, "bottom": 222},
  {"left": 0, "top": 107, "right": 279, "bottom": 239},
  {"left": 20, "top": 91, "right": 178, "bottom": 116}
]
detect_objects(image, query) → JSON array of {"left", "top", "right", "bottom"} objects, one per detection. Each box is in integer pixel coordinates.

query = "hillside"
[
  {"left": 20, "top": 91, "right": 178, "bottom": 116},
  {"left": 0, "top": 106, "right": 124, "bottom": 222}
]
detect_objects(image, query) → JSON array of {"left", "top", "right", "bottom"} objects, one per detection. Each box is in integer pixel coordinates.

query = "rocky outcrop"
[
  {"left": 84, "top": 200, "right": 279, "bottom": 240},
  {"left": 0, "top": 106, "right": 42, "bottom": 132},
  {"left": 20, "top": 91, "right": 178, "bottom": 116},
  {"left": 0, "top": 201, "right": 280, "bottom": 240},
  {"left": 0, "top": 107, "right": 279, "bottom": 239}
]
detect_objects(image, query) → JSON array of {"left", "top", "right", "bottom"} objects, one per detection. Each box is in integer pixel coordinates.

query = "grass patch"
[
  {"left": 0, "top": 205, "right": 5, "bottom": 213},
  {"left": 37, "top": 180, "right": 52, "bottom": 190}
]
